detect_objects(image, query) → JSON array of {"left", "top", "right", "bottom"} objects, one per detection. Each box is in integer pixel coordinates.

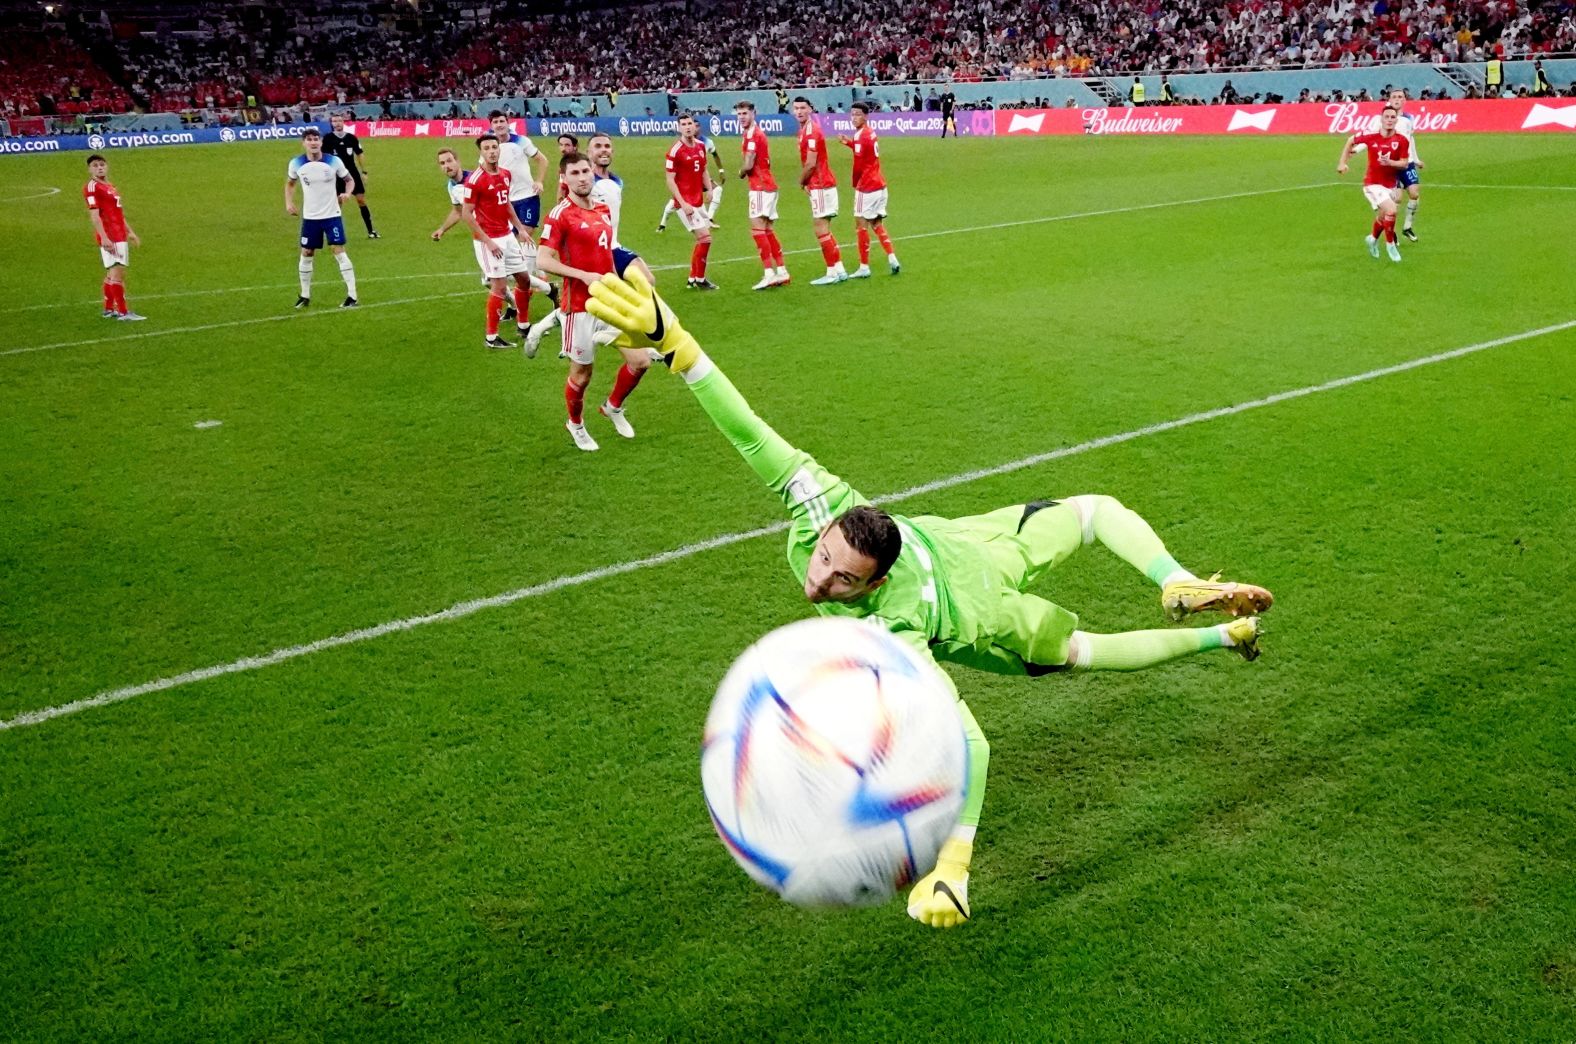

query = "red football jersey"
[
  {"left": 665, "top": 138, "right": 709, "bottom": 206},
  {"left": 1353, "top": 132, "right": 1410, "bottom": 187},
  {"left": 798, "top": 121, "right": 836, "bottom": 189},
  {"left": 846, "top": 125, "right": 886, "bottom": 193},
  {"left": 462, "top": 167, "right": 514, "bottom": 237},
  {"left": 83, "top": 178, "right": 127, "bottom": 243},
  {"left": 740, "top": 124, "right": 777, "bottom": 192},
  {"left": 540, "top": 198, "right": 615, "bottom": 314}
]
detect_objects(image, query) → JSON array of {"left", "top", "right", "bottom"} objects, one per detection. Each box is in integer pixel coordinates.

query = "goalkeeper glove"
[
  {"left": 585, "top": 268, "right": 701, "bottom": 374},
  {"left": 906, "top": 836, "right": 972, "bottom": 928}
]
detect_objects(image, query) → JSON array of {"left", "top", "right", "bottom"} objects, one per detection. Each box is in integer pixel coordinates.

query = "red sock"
[
  {"left": 765, "top": 231, "right": 785, "bottom": 267},
  {"left": 875, "top": 226, "right": 894, "bottom": 255},
  {"left": 565, "top": 379, "right": 586, "bottom": 424},
  {"left": 752, "top": 228, "right": 773, "bottom": 268},
  {"left": 818, "top": 233, "right": 841, "bottom": 267},
  {"left": 102, "top": 281, "right": 115, "bottom": 311},
  {"left": 608, "top": 364, "right": 645, "bottom": 409},
  {"left": 486, "top": 292, "right": 504, "bottom": 336},
  {"left": 111, "top": 284, "right": 127, "bottom": 313},
  {"left": 512, "top": 285, "right": 530, "bottom": 322},
  {"left": 856, "top": 228, "right": 871, "bottom": 265},
  {"left": 1371, "top": 219, "right": 1384, "bottom": 238},
  {"left": 1383, "top": 215, "right": 1397, "bottom": 243},
  {"left": 691, "top": 240, "right": 711, "bottom": 279}
]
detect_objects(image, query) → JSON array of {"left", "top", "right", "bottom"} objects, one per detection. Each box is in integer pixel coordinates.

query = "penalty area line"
[
  {"left": 4, "top": 313, "right": 1573, "bottom": 733},
  {"left": 0, "top": 186, "right": 61, "bottom": 202},
  {"left": 0, "top": 289, "right": 480, "bottom": 357}
]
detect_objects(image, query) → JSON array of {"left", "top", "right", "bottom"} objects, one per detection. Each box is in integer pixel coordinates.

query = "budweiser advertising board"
[
  {"left": 995, "top": 98, "right": 1576, "bottom": 136},
  {"left": 327, "top": 101, "right": 1576, "bottom": 141}
]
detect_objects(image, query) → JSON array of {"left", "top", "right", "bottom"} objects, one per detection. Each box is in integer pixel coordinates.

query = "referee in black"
[
  {"left": 324, "top": 111, "right": 379, "bottom": 238},
  {"left": 939, "top": 89, "right": 957, "bottom": 138}
]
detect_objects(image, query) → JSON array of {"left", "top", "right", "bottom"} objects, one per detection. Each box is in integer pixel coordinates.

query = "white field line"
[
  {"left": 0, "top": 182, "right": 1338, "bottom": 324},
  {"left": 0, "top": 186, "right": 61, "bottom": 202},
  {"left": 0, "top": 268, "right": 485, "bottom": 313},
  {"left": 4, "top": 314, "right": 1573, "bottom": 733},
  {"left": 0, "top": 289, "right": 479, "bottom": 357},
  {"left": 1426, "top": 183, "right": 1576, "bottom": 190}
]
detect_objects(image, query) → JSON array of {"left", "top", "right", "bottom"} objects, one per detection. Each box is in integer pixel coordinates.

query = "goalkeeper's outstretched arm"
[{"left": 587, "top": 270, "right": 867, "bottom": 521}]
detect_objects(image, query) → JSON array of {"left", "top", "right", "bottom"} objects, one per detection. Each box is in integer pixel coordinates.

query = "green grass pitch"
[{"left": 2, "top": 131, "right": 1575, "bottom": 1039}]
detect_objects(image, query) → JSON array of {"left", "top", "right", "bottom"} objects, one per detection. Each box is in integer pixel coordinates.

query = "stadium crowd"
[{"left": 2, "top": 0, "right": 1573, "bottom": 119}]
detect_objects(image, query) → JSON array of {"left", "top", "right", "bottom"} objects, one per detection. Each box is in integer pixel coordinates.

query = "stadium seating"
[{"left": 4, "top": 0, "right": 1574, "bottom": 119}]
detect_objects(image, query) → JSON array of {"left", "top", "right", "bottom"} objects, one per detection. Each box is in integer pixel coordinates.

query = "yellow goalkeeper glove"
[
  {"left": 906, "top": 837, "right": 972, "bottom": 928},
  {"left": 586, "top": 267, "right": 701, "bottom": 374}
]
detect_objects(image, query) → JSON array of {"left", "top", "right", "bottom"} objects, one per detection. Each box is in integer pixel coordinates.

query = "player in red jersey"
[
  {"left": 838, "top": 102, "right": 901, "bottom": 279},
  {"left": 665, "top": 113, "right": 718, "bottom": 290},
  {"left": 82, "top": 154, "right": 145, "bottom": 321},
  {"left": 735, "top": 100, "right": 789, "bottom": 290},
  {"left": 537, "top": 151, "right": 652, "bottom": 452},
  {"left": 1336, "top": 105, "right": 1410, "bottom": 263},
  {"left": 461, "top": 134, "right": 537, "bottom": 349},
  {"left": 792, "top": 97, "right": 848, "bottom": 286}
]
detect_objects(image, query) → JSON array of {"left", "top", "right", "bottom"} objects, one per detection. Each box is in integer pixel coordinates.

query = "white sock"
[
  {"left": 677, "top": 350, "right": 714, "bottom": 385},
  {"left": 336, "top": 253, "right": 356, "bottom": 298},
  {"left": 659, "top": 200, "right": 675, "bottom": 225},
  {"left": 531, "top": 308, "right": 562, "bottom": 337},
  {"left": 1160, "top": 568, "right": 1198, "bottom": 588},
  {"left": 1404, "top": 198, "right": 1419, "bottom": 229},
  {"left": 775, "top": 266, "right": 789, "bottom": 279},
  {"left": 298, "top": 256, "right": 314, "bottom": 297},
  {"left": 707, "top": 185, "right": 723, "bottom": 216},
  {"left": 529, "top": 274, "right": 552, "bottom": 294},
  {"left": 1215, "top": 622, "right": 1239, "bottom": 647}
]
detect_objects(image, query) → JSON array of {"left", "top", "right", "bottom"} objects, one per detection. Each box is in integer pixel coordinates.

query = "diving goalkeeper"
[{"left": 586, "top": 270, "right": 1273, "bottom": 929}]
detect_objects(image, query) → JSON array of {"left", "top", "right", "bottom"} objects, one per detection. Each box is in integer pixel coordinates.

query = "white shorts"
[
  {"left": 674, "top": 201, "right": 711, "bottom": 233},
  {"left": 474, "top": 235, "right": 529, "bottom": 279},
  {"left": 747, "top": 189, "right": 779, "bottom": 221},
  {"left": 853, "top": 189, "right": 888, "bottom": 220},
  {"left": 99, "top": 241, "right": 129, "bottom": 268},
  {"left": 1363, "top": 184, "right": 1401, "bottom": 210},
  {"left": 561, "top": 310, "right": 623, "bottom": 365},
  {"left": 808, "top": 187, "right": 839, "bottom": 220}
]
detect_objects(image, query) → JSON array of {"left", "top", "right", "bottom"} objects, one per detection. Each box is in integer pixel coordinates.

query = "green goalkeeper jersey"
[{"left": 688, "top": 363, "right": 1031, "bottom": 663}]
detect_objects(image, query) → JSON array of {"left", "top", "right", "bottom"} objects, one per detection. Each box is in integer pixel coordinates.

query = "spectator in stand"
[{"left": 7, "top": 0, "right": 1575, "bottom": 119}]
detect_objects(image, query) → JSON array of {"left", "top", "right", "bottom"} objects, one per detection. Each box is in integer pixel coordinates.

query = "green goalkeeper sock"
[{"left": 1072, "top": 626, "right": 1224, "bottom": 672}]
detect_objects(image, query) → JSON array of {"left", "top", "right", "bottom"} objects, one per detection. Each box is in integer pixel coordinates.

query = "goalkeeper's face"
[{"left": 805, "top": 526, "right": 886, "bottom": 604}]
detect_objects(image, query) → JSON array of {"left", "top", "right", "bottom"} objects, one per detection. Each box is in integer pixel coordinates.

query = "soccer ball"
[{"left": 701, "top": 617, "right": 969, "bottom": 908}]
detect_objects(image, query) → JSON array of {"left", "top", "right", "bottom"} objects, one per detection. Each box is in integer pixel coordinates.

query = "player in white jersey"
[
  {"left": 430, "top": 146, "right": 470, "bottom": 241},
  {"left": 526, "top": 132, "right": 655, "bottom": 359},
  {"left": 284, "top": 127, "right": 358, "bottom": 309},
  {"left": 489, "top": 111, "right": 554, "bottom": 319},
  {"left": 656, "top": 133, "right": 726, "bottom": 231}
]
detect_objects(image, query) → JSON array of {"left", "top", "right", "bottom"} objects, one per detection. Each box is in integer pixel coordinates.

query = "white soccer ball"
[{"left": 701, "top": 616, "right": 969, "bottom": 908}]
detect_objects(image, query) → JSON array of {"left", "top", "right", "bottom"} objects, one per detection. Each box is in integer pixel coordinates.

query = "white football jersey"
[
  {"left": 498, "top": 133, "right": 542, "bottom": 201},
  {"left": 590, "top": 171, "right": 624, "bottom": 240},
  {"left": 287, "top": 153, "right": 350, "bottom": 219}
]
